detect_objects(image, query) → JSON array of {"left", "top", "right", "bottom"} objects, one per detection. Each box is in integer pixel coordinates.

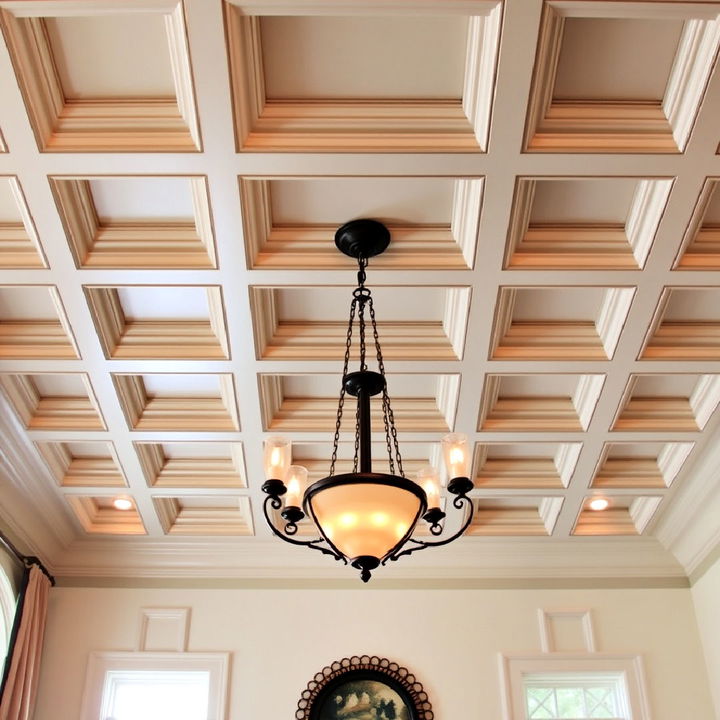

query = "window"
[
  {"left": 524, "top": 672, "right": 629, "bottom": 719},
  {"left": 80, "top": 652, "right": 228, "bottom": 720},
  {"left": 0, "top": 564, "right": 17, "bottom": 676},
  {"left": 500, "top": 654, "right": 650, "bottom": 720}
]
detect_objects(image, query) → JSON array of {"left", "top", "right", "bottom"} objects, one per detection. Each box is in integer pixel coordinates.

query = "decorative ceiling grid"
[{"left": 0, "top": 0, "right": 720, "bottom": 581}]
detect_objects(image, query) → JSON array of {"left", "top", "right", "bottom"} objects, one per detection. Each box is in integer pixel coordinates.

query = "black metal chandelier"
[{"left": 261, "top": 220, "right": 474, "bottom": 582}]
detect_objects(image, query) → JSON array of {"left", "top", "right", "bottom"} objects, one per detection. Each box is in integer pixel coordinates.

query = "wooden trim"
[
  {"left": 35, "top": 441, "right": 126, "bottom": 487},
  {"left": 153, "top": 496, "right": 253, "bottom": 535},
  {"left": 66, "top": 496, "right": 146, "bottom": 535}
]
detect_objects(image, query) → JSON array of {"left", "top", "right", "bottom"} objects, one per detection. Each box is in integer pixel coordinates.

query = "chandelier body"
[{"left": 261, "top": 220, "right": 474, "bottom": 582}]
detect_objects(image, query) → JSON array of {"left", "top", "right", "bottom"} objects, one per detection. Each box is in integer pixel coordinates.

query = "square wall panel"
[
  {"left": 0, "top": 2, "right": 200, "bottom": 151},
  {"left": 153, "top": 496, "right": 253, "bottom": 535},
  {"left": 479, "top": 374, "right": 604, "bottom": 432},
  {"left": 467, "top": 496, "right": 563, "bottom": 536},
  {"left": 613, "top": 374, "right": 720, "bottom": 432},
  {"left": 225, "top": 1, "right": 501, "bottom": 152},
  {"left": 642, "top": 288, "right": 720, "bottom": 360},
  {"left": 85, "top": 286, "right": 229, "bottom": 360},
  {"left": 490, "top": 286, "right": 634, "bottom": 360},
  {"left": 251, "top": 286, "right": 469, "bottom": 361},
  {"left": 573, "top": 496, "right": 662, "bottom": 536},
  {"left": 676, "top": 178, "right": 720, "bottom": 269},
  {"left": 35, "top": 441, "right": 125, "bottom": 488},
  {"left": 135, "top": 442, "right": 246, "bottom": 489},
  {"left": 51, "top": 176, "right": 215, "bottom": 269},
  {"left": 113, "top": 373, "right": 239, "bottom": 431},
  {"left": 66, "top": 495, "right": 145, "bottom": 535},
  {"left": 0, "top": 286, "right": 78, "bottom": 359},
  {"left": 474, "top": 442, "right": 582, "bottom": 489},
  {"left": 0, "top": 177, "right": 45, "bottom": 268},
  {"left": 241, "top": 177, "right": 482, "bottom": 269},
  {"left": 525, "top": 3, "right": 720, "bottom": 152},
  {"left": 0, "top": 373, "right": 104, "bottom": 430},
  {"left": 260, "top": 373, "right": 459, "bottom": 433},
  {"left": 591, "top": 442, "right": 693, "bottom": 489},
  {"left": 505, "top": 177, "right": 672, "bottom": 270}
]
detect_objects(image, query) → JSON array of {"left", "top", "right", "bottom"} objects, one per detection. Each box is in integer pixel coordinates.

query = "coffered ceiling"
[{"left": 1, "top": 0, "right": 720, "bottom": 584}]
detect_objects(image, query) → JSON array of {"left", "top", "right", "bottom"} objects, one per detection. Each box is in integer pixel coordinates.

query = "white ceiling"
[{"left": 1, "top": 0, "right": 720, "bottom": 585}]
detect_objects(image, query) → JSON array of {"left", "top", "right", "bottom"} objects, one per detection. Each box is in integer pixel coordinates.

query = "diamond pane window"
[{"left": 523, "top": 673, "right": 628, "bottom": 720}]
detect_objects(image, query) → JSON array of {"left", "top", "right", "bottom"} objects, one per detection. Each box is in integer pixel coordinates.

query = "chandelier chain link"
[{"left": 329, "top": 297, "right": 357, "bottom": 477}]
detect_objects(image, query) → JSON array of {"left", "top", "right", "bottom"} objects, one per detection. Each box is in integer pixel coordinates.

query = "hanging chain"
[
  {"left": 368, "top": 296, "right": 404, "bottom": 478},
  {"left": 329, "top": 296, "right": 357, "bottom": 477}
]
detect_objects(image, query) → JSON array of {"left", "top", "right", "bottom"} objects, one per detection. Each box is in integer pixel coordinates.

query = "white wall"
[
  {"left": 33, "top": 585, "right": 715, "bottom": 720},
  {"left": 692, "top": 556, "right": 720, "bottom": 720}
]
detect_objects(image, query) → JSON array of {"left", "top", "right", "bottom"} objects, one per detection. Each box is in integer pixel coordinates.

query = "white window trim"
[
  {"left": 498, "top": 652, "right": 652, "bottom": 720},
  {"left": 79, "top": 651, "right": 229, "bottom": 720},
  {"left": 0, "top": 565, "right": 15, "bottom": 666}
]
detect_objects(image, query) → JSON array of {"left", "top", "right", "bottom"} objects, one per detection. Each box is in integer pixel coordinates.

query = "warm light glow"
[
  {"left": 263, "top": 437, "right": 291, "bottom": 481},
  {"left": 284, "top": 465, "right": 307, "bottom": 508},
  {"left": 441, "top": 433, "right": 469, "bottom": 480},
  {"left": 309, "top": 482, "right": 423, "bottom": 561},
  {"left": 113, "top": 497, "right": 133, "bottom": 511},
  {"left": 589, "top": 497, "right": 610, "bottom": 511},
  {"left": 416, "top": 464, "right": 441, "bottom": 510}
]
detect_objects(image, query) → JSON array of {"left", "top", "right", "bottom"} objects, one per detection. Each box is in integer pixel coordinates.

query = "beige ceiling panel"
[
  {"left": 591, "top": 441, "right": 694, "bottom": 490},
  {"left": 251, "top": 285, "right": 469, "bottom": 360},
  {"left": 505, "top": 177, "right": 672, "bottom": 270},
  {"left": 479, "top": 374, "right": 604, "bottom": 432},
  {"left": 260, "top": 373, "right": 459, "bottom": 433},
  {"left": 490, "top": 286, "right": 634, "bottom": 360},
  {"left": 66, "top": 495, "right": 145, "bottom": 535},
  {"left": 35, "top": 441, "right": 126, "bottom": 488},
  {"left": 0, "top": 177, "right": 45, "bottom": 268},
  {"left": 573, "top": 495, "right": 663, "bottom": 536},
  {"left": 225, "top": 1, "right": 501, "bottom": 151},
  {"left": 241, "top": 177, "right": 481, "bottom": 269},
  {"left": 51, "top": 176, "right": 215, "bottom": 269},
  {"left": 0, "top": 285, "right": 78, "bottom": 358},
  {"left": 525, "top": 2, "right": 720, "bottom": 152},
  {"left": 468, "top": 496, "right": 563, "bottom": 536},
  {"left": 612, "top": 374, "right": 720, "bottom": 432},
  {"left": 135, "top": 442, "right": 246, "bottom": 489},
  {"left": 676, "top": 178, "right": 720, "bottom": 270},
  {"left": 474, "top": 442, "right": 582, "bottom": 489},
  {"left": 113, "top": 373, "right": 239, "bottom": 431},
  {"left": 153, "top": 495, "right": 253, "bottom": 535},
  {"left": 642, "top": 287, "right": 720, "bottom": 360},
  {"left": 85, "top": 285, "right": 229, "bottom": 359},
  {"left": 0, "top": 2, "right": 200, "bottom": 151},
  {"left": 0, "top": 372, "right": 104, "bottom": 430}
]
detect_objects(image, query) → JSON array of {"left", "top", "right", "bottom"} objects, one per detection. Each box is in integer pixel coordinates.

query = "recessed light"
[
  {"left": 113, "top": 497, "right": 133, "bottom": 511},
  {"left": 588, "top": 498, "right": 609, "bottom": 512}
]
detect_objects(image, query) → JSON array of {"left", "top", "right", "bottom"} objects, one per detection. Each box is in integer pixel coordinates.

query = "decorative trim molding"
[
  {"left": 537, "top": 608, "right": 595, "bottom": 653},
  {"left": 225, "top": 2, "right": 500, "bottom": 152},
  {"left": 35, "top": 441, "right": 126, "bottom": 488},
  {"left": 469, "top": 497, "right": 562, "bottom": 536},
  {"left": 0, "top": 1, "right": 201, "bottom": 152},
  {"left": 66, "top": 496, "right": 146, "bottom": 535},
  {"left": 136, "top": 607, "right": 190, "bottom": 652},
  {"left": 153, "top": 496, "right": 253, "bottom": 535}
]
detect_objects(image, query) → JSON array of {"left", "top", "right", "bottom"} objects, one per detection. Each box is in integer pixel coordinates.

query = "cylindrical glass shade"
[
  {"left": 441, "top": 433, "right": 469, "bottom": 479},
  {"left": 416, "top": 464, "right": 441, "bottom": 510},
  {"left": 308, "top": 479, "right": 424, "bottom": 562},
  {"left": 285, "top": 465, "right": 307, "bottom": 507},
  {"left": 264, "top": 437, "right": 291, "bottom": 481}
]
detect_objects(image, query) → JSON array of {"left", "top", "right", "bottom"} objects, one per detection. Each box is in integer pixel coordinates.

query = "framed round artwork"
[{"left": 296, "top": 655, "right": 433, "bottom": 720}]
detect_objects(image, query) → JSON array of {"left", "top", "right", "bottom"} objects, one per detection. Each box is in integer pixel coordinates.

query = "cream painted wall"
[
  {"left": 33, "top": 585, "right": 715, "bottom": 720},
  {"left": 692, "top": 557, "right": 720, "bottom": 720}
]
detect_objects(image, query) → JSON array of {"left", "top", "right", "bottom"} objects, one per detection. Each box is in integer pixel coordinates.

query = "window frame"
[
  {"left": 499, "top": 653, "right": 651, "bottom": 720},
  {"left": 79, "top": 651, "right": 229, "bottom": 720}
]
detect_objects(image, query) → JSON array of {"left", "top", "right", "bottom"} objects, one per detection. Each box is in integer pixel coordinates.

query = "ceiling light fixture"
[
  {"left": 261, "top": 220, "right": 474, "bottom": 582},
  {"left": 588, "top": 498, "right": 610, "bottom": 511},
  {"left": 112, "top": 497, "right": 133, "bottom": 511}
]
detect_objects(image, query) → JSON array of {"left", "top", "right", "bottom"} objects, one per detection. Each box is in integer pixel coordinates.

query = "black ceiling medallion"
[
  {"left": 261, "top": 220, "right": 475, "bottom": 582},
  {"left": 296, "top": 655, "right": 433, "bottom": 720}
]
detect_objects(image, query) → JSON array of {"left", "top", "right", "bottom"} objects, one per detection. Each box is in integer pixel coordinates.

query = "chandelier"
[{"left": 261, "top": 220, "right": 474, "bottom": 582}]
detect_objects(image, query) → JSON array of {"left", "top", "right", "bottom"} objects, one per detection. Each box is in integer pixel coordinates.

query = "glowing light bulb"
[
  {"left": 284, "top": 465, "right": 307, "bottom": 508},
  {"left": 589, "top": 498, "right": 609, "bottom": 511},
  {"left": 339, "top": 513, "right": 358, "bottom": 528},
  {"left": 370, "top": 512, "right": 389, "bottom": 527},
  {"left": 113, "top": 497, "right": 132, "bottom": 511},
  {"left": 442, "top": 433, "right": 469, "bottom": 479}
]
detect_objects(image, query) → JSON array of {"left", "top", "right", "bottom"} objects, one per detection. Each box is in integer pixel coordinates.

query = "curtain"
[{"left": 0, "top": 565, "right": 51, "bottom": 720}]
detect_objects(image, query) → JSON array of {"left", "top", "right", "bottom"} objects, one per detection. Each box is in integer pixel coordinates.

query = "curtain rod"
[{"left": 0, "top": 529, "right": 55, "bottom": 586}]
